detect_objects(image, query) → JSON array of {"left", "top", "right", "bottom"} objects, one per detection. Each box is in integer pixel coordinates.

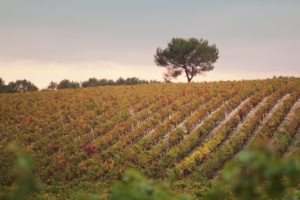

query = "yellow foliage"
[{"left": 201, "top": 145, "right": 210, "bottom": 157}]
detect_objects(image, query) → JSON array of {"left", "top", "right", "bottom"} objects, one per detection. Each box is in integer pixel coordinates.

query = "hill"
[{"left": 1, "top": 78, "right": 300, "bottom": 199}]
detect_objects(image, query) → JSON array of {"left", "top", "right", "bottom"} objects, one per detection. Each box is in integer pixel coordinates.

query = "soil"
[{"left": 185, "top": 95, "right": 253, "bottom": 158}]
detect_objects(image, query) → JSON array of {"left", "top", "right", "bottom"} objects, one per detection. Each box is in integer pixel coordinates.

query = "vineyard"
[{"left": 1, "top": 78, "right": 300, "bottom": 199}]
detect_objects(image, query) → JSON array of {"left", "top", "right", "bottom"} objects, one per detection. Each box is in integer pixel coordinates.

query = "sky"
[{"left": 1, "top": 0, "right": 300, "bottom": 89}]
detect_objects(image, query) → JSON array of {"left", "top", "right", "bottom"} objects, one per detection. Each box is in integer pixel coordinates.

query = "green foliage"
[
  {"left": 57, "top": 79, "right": 80, "bottom": 90},
  {"left": 47, "top": 81, "right": 58, "bottom": 90},
  {"left": 0, "top": 144, "right": 40, "bottom": 200},
  {"left": 3, "top": 143, "right": 300, "bottom": 200},
  {"left": 154, "top": 38, "right": 219, "bottom": 82},
  {"left": 81, "top": 77, "right": 161, "bottom": 88},
  {"left": 204, "top": 145, "right": 300, "bottom": 200},
  {"left": 1, "top": 79, "right": 300, "bottom": 200},
  {"left": 9, "top": 79, "right": 39, "bottom": 92},
  {"left": 0, "top": 77, "right": 11, "bottom": 93},
  {"left": 0, "top": 78, "right": 39, "bottom": 93},
  {"left": 0, "top": 77, "right": 162, "bottom": 94},
  {"left": 110, "top": 169, "right": 192, "bottom": 200}
]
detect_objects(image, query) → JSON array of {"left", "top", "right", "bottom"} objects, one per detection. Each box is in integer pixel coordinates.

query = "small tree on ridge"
[
  {"left": 47, "top": 81, "right": 58, "bottom": 90},
  {"left": 154, "top": 37, "right": 219, "bottom": 82}
]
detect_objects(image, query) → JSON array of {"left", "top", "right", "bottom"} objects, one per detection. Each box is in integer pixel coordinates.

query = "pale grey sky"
[{"left": 1, "top": 0, "right": 299, "bottom": 88}]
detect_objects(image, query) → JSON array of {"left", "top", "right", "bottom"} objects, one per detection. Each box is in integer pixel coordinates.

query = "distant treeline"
[
  {"left": 0, "top": 77, "right": 162, "bottom": 94},
  {"left": 81, "top": 77, "right": 161, "bottom": 87},
  {"left": 0, "top": 76, "right": 292, "bottom": 94},
  {"left": 0, "top": 78, "right": 39, "bottom": 93}
]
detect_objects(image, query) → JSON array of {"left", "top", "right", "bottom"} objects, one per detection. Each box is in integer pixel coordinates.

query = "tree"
[
  {"left": 154, "top": 38, "right": 219, "bottom": 82},
  {"left": 57, "top": 79, "right": 80, "bottom": 90},
  {"left": 0, "top": 78, "right": 39, "bottom": 93},
  {"left": 0, "top": 78, "right": 8, "bottom": 93},
  {"left": 0, "top": 78, "right": 4, "bottom": 88},
  {"left": 7, "top": 79, "right": 38, "bottom": 92},
  {"left": 116, "top": 77, "right": 125, "bottom": 85},
  {"left": 82, "top": 78, "right": 99, "bottom": 88},
  {"left": 0, "top": 78, "right": 15, "bottom": 93},
  {"left": 47, "top": 81, "right": 58, "bottom": 90}
]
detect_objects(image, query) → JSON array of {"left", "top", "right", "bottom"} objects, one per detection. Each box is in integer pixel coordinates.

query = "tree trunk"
[{"left": 184, "top": 67, "right": 192, "bottom": 82}]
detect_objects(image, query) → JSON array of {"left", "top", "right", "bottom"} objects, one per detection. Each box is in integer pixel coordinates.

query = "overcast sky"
[{"left": 1, "top": 0, "right": 299, "bottom": 88}]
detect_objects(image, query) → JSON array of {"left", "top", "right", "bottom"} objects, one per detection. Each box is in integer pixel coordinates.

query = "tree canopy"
[
  {"left": 0, "top": 78, "right": 39, "bottom": 93},
  {"left": 0, "top": 77, "right": 162, "bottom": 94},
  {"left": 81, "top": 77, "right": 161, "bottom": 88},
  {"left": 57, "top": 79, "right": 80, "bottom": 90},
  {"left": 47, "top": 81, "right": 58, "bottom": 91},
  {"left": 154, "top": 38, "right": 219, "bottom": 82}
]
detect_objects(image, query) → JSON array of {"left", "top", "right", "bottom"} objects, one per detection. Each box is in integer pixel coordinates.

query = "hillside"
[{"left": 1, "top": 78, "right": 300, "bottom": 199}]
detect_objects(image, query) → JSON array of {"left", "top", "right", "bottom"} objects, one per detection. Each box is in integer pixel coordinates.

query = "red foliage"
[
  {"left": 167, "top": 96, "right": 172, "bottom": 104},
  {"left": 52, "top": 145, "right": 60, "bottom": 151},
  {"left": 118, "top": 123, "right": 124, "bottom": 128},
  {"left": 168, "top": 119, "right": 173, "bottom": 125},
  {"left": 267, "top": 124, "right": 276, "bottom": 131},
  {"left": 182, "top": 90, "right": 185, "bottom": 96},
  {"left": 205, "top": 94, "right": 210, "bottom": 100},
  {"left": 265, "top": 82, "right": 268, "bottom": 86},
  {"left": 59, "top": 161, "right": 66, "bottom": 170},
  {"left": 238, "top": 108, "right": 244, "bottom": 117},
  {"left": 16, "top": 102, "right": 21, "bottom": 110},
  {"left": 49, "top": 140, "right": 60, "bottom": 152},
  {"left": 84, "top": 145, "right": 96, "bottom": 155},
  {"left": 48, "top": 172, "right": 54, "bottom": 177},
  {"left": 28, "top": 116, "right": 34, "bottom": 123},
  {"left": 157, "top": 111, "right": 163, "bottom": 115}
]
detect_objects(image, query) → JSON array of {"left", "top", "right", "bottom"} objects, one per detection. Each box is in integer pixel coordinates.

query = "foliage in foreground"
[
  {"left": 0, "top": 144, "right": 39, "bottom": 200},
  {"left": 0, "top": 144, "right": 191, "bottom": 200},
  {"left": 110, "top": 170, "right": 192, "bottom": 200},
  {"left": 205, "top": 144, "right": 300, "bottom": 200},
  {"left": 2, "top": 143, "right": 300, "bottom": 200}
]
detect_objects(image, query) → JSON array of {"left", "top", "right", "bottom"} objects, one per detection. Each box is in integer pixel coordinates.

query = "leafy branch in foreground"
[
  {"left": 0, "top": 144, "right": 40, "bottom": 200},
  {"left": 110, "top": 169, "right": 192, "bottom": 200},
  {"left": 204, "top": 144, "right": 300, "bottom": 200}
]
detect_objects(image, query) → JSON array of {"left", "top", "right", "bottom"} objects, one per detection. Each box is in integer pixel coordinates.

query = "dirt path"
[
  {"left": 223, "top": 96, "right": 269, "bottom": 146},
  {"left": 284, "top": 127, "right": 300, "bottom": 157},
  {"left": 167, "top": 100, "right": 212, "bottom": 134},
  {"left": 146, "top": 100, "right": 212, "bottom": 138},
  {"left": 241, "top": 94, "right": 291, "bottom": 150},
  {"left": 269, "top": 98, "right": 300, "bottom": 145},
  {"left": 161, "top": 97, "right": 231, "bottom": 142},
  {"left": 185, "top": 95, "right": 253, "bottom": 158},
  {"left": 212, "top": 94, "right": 292, "bottom": 180}
]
